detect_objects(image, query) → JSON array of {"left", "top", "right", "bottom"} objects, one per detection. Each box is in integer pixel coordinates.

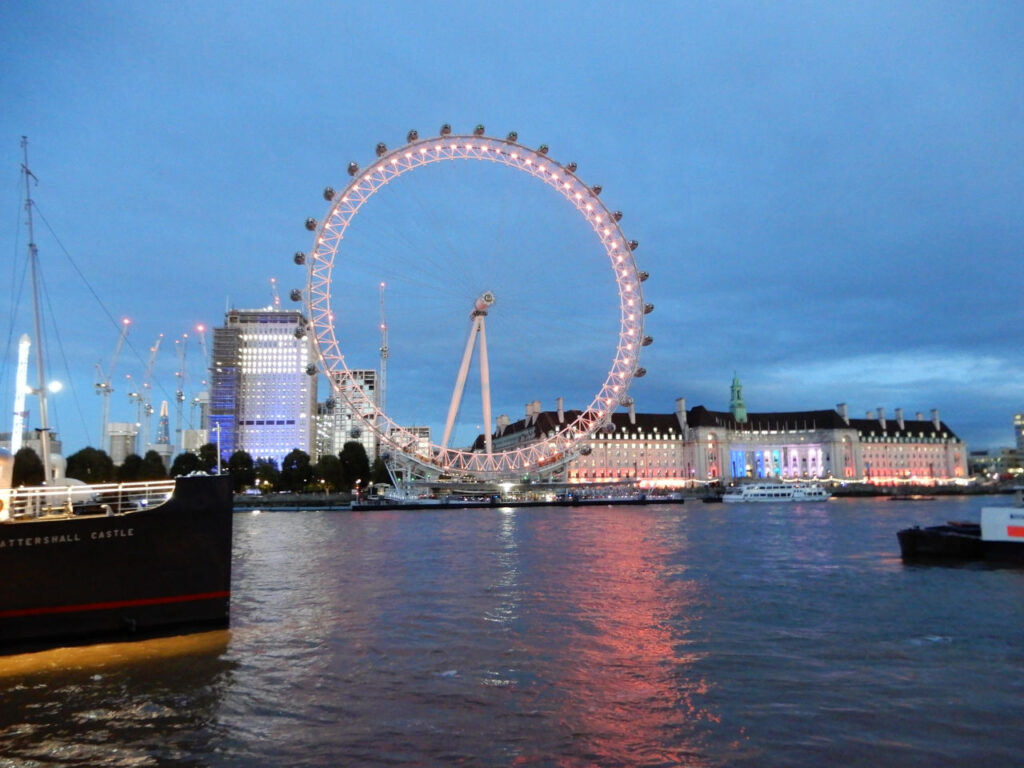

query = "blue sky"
[{"left": 2, "top": 0, "right": 1022, "bottom": 456}]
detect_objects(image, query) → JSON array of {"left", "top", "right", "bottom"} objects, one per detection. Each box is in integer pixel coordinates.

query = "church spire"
[{"left": 730, "top": 373, "right": 748, "bottom": 423}]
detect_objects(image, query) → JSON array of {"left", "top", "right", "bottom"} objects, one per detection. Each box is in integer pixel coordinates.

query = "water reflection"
[
  {"left": 502, "top": 507, "right": 718, "bottom": 765},
  {"left": 0, "top": 631, "right": 233, "bottom": 766}
]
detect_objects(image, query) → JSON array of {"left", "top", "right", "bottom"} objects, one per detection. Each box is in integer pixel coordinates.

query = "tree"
[
  {"left": 12, "top": 447, "right": 44, "bottom": 486},
  {"left": 280, "top": 449, "right": 313, "bottom": 493},
  {"left": 255, "top": 457, "right": 280, "bottom": 492},
  {"left": 117, "top": 453, "right": 144, "bottom": 482},
  {"left": 170, "top": 451, "right": 201, "bottom": 477},
  {"left": 66, "top": 447, "right": 115, "bottom": 484},
  {"left": 314, "top": 453, "right": 343, "bottom": 494},
  {"left": 198, "top": 443, "right": 219, "bottom": 473},
  {"left": 371, "top": 456, "right": 390, "bottom": 486},
  {"left": 227, "top": 450, "right": 255, "bottom": 493},
  {"left": 339, "top": 441, "right": 371, "bottom": 491},
  {"left": 141, "top": 450, "right": 168, "bottom": 480}
]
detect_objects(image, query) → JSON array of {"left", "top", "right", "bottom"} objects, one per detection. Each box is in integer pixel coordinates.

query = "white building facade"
[{"left": 480, "top": 379, "right": 968, "bottom": 487}]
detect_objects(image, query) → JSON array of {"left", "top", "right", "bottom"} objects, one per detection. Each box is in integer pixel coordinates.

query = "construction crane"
[
  {"left": 191, "top": 323, "right": 209, "bottom": 429},
  {"left": 95, "top": 317, "right": 131, "bottom": 453},
  {"left": 175, "top": 332, "right": 188, "bottom": 453},
  {"left": 127, "top": 333, "right": 163, "bottom": 453}
]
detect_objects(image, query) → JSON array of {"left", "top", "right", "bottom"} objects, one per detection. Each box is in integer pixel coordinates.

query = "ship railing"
[{"left": 6, "top": 479, "right": 178, "bottom": 520}]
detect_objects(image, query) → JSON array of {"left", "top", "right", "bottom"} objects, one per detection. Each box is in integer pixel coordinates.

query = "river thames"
[{"left": 2, "top": 496, "right": 1022, "bottom": 767}]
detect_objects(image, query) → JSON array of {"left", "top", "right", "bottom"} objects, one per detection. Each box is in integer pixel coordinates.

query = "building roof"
[
  {"left": 688, "top": 405, "right": 961, "bottom": 441},
  {"left": 473, "top": 404, "right": 962, "bottom": 448}
]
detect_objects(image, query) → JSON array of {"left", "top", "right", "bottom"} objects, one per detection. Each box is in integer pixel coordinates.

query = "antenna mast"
[
  {"left": 379, "top": 282, "right": 388, "bottom": 416},
  {"left": 270, "top": 277, "right": 280, "bottom": 309},
  {"left": 21, "top": 137, "right": 53, "bottom": 484}
]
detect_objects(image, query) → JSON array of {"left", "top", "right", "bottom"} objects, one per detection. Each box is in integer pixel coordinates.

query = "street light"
[{"left": 213, "top": 422, "right": 222, "bottom": 474}]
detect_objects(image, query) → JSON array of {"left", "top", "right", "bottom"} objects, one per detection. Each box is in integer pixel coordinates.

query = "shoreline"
[{"left": 232, "top": 483, "right": 1017, "bottom": 511}]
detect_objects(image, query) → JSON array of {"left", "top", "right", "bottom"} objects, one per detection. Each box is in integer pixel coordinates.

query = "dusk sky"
[{"left": 2, "top": 1, "right": 1022, "bottom": 457}]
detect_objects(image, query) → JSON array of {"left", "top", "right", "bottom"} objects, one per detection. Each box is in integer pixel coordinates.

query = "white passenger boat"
[{"left": 721, "top": 482, "right": 831, "bottom": 503}]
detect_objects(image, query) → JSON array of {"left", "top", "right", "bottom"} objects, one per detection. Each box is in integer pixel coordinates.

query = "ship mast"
[{"left": 21, "top": 136, "right": 53, "bottom": 484}]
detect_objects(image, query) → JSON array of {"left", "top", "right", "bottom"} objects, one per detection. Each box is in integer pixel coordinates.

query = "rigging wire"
[{"left": 32, "top": 202, "right": 176, "bottom": 406}]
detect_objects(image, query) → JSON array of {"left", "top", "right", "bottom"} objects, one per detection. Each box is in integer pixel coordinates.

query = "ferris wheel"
[{"left": 296, "top": 124, "right": 652, "bottom": 480}]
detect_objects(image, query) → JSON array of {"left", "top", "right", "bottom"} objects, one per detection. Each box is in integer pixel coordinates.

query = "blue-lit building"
[{"left": 209, "top": 306, "right": 316, "bottom": 467}]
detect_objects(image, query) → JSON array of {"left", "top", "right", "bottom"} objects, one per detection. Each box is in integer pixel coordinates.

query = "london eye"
[{"left": 296, "top": 125, "right": 652, "bottom": 481}]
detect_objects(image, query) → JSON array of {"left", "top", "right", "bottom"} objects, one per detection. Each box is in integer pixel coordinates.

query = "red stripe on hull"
[{"left": 0, "top": 590, "right": 230, "bottom": 619}]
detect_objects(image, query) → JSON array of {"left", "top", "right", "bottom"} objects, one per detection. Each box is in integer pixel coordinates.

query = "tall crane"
[
  {"left": 175, "top": 332, "right": 188, "bottom": 453},
  {"left": 191, "top": 323, "right": 209, "bottom": 429},
  {"left": 270, "top": 277, "right": 280, "bottom": 309},
  {"left": 127, "top": 333, "right": 162, "bottom": 453},
  {"left": 95, "top": 317, "right": 131, "bottom": 453}
]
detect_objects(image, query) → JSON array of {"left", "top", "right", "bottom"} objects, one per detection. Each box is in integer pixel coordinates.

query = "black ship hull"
[
  {"left": 1, "top": 474, "right": 233, "bottom": 651},
  {"left": 897, "top": 523, "right": 1024, "bottom": 563}
]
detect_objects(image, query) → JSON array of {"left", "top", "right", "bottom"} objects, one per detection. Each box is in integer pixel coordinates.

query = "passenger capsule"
[
  {"left": 290, "top": 289, "right": 302, "bottom": 302},
  {"left": 349, "top": 427, "right": 362, "bottom": 439},
  {"left": 375, "top": 142, "right": 387, "bottom": 157},
  {"left": 294, "top": 327, "right": 306, "bottom": 339},
  {"left": 638, "top": 270, "right": 649, "bottom": 282},
  {"left": 580, "top": 445, "right": 593, "bottom": 456},
  {"left": 612, "top": 211, "right": 623, "bottom": 221},
  {"left": 641, "top": 335, "right": 653, "bottom": 347},
  {"left": 565, "top": 161, "right": 577, "bottom": 173},
  {"left": 474, "top": 124, "right": 485, "bottom": 136},
  {"left": 323, "top": 186, "right": 335, "bottom": 201},
  {"left": 293, "top": 251, "right": 306, "bottom": 265},
  {"left": 305, "top": 364, "right": 317, "bottom": 376},
  {"left": 633, "top": 367, "right": 647, "bottom": 378},
  {"left": 643, "top": 303, "right": 654, "bottom": 314},
  {"left": 305, "top": 218, "right": 317, "bottom": 231},
  {"left": 506, "top": 131, "right": 518, "bottom": 142},
  {"left": 591, "top": 185, "right": 602, "bottom": 196},
  {"left": 325, "top": 397, "right": 336, "bottom": 411},
  {"left": 407, "top": 129, "right": 419, "bottom": 142},
  {"left": 537, "top": 144, "right": 549, "bottom": 155},
  {"left": 628, "top": 239, "right": 639, "bottom": 250},
  {"left": 440, "top": 123, "right": 452, "bottom": 136},
  {"left": 347, "top": 162, "right": 359, "bottom": 176}
]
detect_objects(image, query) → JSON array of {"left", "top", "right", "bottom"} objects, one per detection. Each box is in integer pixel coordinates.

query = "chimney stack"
[
  {"left": 837, "top": 403, "right": 849, "bottom": 425},
  {"left": 556, "top": 396, "right": 564, "bottom": 424},
  {"left": 931, "top": 408, "right": 941, "bottom": 431},
  {"left": 895, "top": 408, "right": 904, "bottom": 431},
  {"left": 878, "top": 407, "right": 886, "bottom": 430},
  {"left": 628, "top": 399, "right": 636, "bottom": 425},
  {"left": 675, "top": 397, "right": 687, "bottom": 435},
  {"left": 916, "top": 412, "right": 924, "bottom": 421}
]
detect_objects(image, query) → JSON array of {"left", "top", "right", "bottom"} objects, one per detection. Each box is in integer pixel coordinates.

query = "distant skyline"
[{"left": 2, "top": 1, "right": 1022, "bottom": 456}]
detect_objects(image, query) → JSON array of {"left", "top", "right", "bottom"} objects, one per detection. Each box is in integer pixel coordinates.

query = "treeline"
[{"left": 9, "top": 441, "right": 384, "bottom": 495}]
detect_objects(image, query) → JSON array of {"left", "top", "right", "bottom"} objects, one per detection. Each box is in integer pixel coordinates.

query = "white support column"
[
  {"left": 478, "top": 316, "right": 492, "bottom": 456},
  {"left": 441, "top": 291, "right": 496, "bottom": 452},
  {"left": 441, "top": 316, "right": 480, "bottom": 451}
]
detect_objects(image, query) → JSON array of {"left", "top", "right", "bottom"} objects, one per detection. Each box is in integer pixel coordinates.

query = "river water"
[{"left": 2, "top": 496, "right": 1023, "bottom": 767}]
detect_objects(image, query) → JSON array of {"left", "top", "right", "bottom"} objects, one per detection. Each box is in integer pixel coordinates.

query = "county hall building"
[{"left": 483, "top": 378, "right": 968, "bottom": 487}]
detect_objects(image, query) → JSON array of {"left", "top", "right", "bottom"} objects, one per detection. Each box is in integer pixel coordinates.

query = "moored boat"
[
  {"left": 721, "top": 482, "right": 831, "bottom": 503},
  {"left": 0, "top": 466, "right": 233, "bottom": 650},
  {"left": 1, "top": 139, "right": 234, "bottom": 652},
  {"left": 897, "top": 488, "right": 1024, "bottom": 563}
]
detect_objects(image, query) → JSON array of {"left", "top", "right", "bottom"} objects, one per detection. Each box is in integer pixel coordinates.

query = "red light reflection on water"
[{"left": 514, "top": 509, "right": 719, "bottom": 766}]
